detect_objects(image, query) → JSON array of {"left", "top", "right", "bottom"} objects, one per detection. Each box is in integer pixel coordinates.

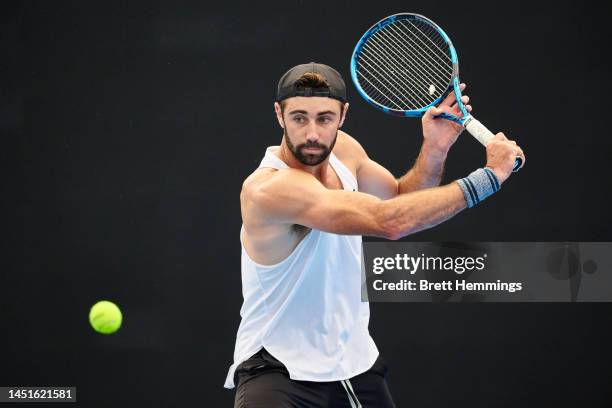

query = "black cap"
[{"left": 276, "top": 62, "right": 347, "bottom": 103}]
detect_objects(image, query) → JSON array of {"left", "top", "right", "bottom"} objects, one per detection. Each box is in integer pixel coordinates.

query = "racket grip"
[
  {"left": 465, "top": 116, "right": 523, "bottom": 172},
  {"left": 465, "top": 116, "right": 494, "bottom": 146}
]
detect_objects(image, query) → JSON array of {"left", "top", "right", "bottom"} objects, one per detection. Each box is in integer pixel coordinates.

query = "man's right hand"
[{"left": 485, "top": 133, "right": 525, "bottom": 183}]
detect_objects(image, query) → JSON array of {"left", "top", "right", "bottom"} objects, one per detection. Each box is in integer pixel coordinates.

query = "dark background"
[{"left": 3, "top": 0, "right": 611, "bottom": 406}]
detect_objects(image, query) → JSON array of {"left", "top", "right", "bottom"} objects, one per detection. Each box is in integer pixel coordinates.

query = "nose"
[{"left": 305, "top": 121, "right": 320, "bottom": 142}]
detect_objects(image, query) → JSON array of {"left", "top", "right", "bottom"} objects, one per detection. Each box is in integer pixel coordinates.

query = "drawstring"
[{"left": 340, "top": 379, "right": 362, "bottom": 408}]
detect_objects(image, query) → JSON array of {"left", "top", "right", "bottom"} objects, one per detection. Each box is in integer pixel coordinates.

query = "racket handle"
[{"left": 464, "top": 116, "right": 523, "bottom": 172}]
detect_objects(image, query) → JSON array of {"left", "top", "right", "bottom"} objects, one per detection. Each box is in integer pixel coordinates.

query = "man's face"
[{"left": 276, "top": 97, "right": 346, "bottom": 166}]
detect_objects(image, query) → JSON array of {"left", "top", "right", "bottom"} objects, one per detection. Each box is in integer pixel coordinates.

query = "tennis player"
[{"left": 225, "top": 62, "right": 524, "bottom": 407}]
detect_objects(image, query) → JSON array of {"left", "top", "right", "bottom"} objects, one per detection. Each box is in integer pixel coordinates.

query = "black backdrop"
[{"left": 3, "top": 1, "right": 611, "bottom": 407}]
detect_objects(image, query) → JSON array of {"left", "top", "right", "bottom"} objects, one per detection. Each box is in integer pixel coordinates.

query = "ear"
[
  {"left": 339, "top": 103, "right": 349, "bottom": 128},
  {"left": 274, "top": 102, "right": 285, "bottom": 129}
]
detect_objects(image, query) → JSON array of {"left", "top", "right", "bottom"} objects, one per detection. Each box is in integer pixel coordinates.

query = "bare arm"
[
  {"left": 396, "top": 144, "right": 447, "bottom": 194},
  {"left": 398, "top": 83, "right": 475, "bottom": 193},
  {"left": 355, "top": 138, "right": 446, "bottom": 198},
  {"left": 246, "top": 168, "right": 467, "bottom": 240}
]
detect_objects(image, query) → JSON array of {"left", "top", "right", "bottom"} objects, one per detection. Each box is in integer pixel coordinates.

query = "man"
[{"left": 225, "top": 62, "right": 525, "bottom": 407}]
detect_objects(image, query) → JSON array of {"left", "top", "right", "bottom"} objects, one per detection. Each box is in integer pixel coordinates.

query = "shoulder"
[
  {"left": 335, "top": 130, "right": 368, "bottom": 159},
  {"left": 241, "top": 167, "right": 319, "bottom": 208},
  {"left": 333, "top": 130, "right": 369, "bottom": 171},
  {"left": 241, "top": 166, "right": 328, "bottom": 230}
]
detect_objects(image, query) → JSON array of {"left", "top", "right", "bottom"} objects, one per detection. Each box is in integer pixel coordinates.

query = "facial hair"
[{"left": 284, "top": 128, "right": 338, "bottom": 166}]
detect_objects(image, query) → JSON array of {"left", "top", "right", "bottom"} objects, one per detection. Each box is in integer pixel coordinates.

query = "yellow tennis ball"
[{"left": 89, "top": 300, "right": 123, "bottom": 334}]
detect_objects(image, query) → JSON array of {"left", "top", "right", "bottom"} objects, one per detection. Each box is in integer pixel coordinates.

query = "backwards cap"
[{"left": 276, "top": 62, "right": 347, "bottom": 103}]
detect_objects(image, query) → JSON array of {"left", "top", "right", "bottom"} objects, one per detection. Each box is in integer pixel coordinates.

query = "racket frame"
[
  {"left": 350, "top": 13, "right": 468, "bottom": 123},
  {"left": 350, "top": 13, "right": 523, "bottom": 171}
]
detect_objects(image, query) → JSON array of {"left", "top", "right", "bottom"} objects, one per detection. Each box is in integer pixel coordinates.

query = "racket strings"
[
  {"left": 388, "top": 23, "right": 451, "bottom": 84},
  {"left": 400, "top": 20, "right": 452, "bottom": 68},
  {"left": 357, "top": 33, "right": 442, "bottom": 110},
  {"left": 359, "top": 44, "right": 427, "bottom": 108},
  {"left": 356, "top": 58, "right": 411, "bottom": 109},
  {"left": 354, "top": 17, "right": 454, "bottom": 111},
  {"left": 378, "top": 21, "right": 452, "bottom": 94},
  {"left": 363, "top": 31, "right": 446, "bottom": 103},
  {"left": 371, "top": 27, "right": 448, "bottom": 94},
  {"left": 356, "top": 47, "right": 446, "bottom": 109}
]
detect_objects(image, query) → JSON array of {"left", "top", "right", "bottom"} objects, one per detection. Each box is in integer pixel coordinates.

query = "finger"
[
  {"left": 441, "top": 104, "right": 464, "bottom": 120},
  {"left": 424, "top": 106, "right": 443, "bottom": 119},
  {"left": 450, "top": 93, "right": 469, "bottom": 109},
  {"left": 504, "top": 145, "right": 525, "bottom": 168},
  {"left": 440, "top": 85, "right": 466, "bottom": 107},
  {"left": 466, "top": 104, "right": 472, "bottom": 112},
  {"left": 494, "top": 132, "right": 508, "bottom": 141},
  {"left": 440, "top": 91, "right": 458, "bottom": 107}
]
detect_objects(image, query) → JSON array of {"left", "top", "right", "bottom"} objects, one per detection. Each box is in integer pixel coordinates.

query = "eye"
[
  {"left": 318, "top": 116, "right": 332, "bottom": 124},
  {"left": 293, "top": 116, "right": 305, "bottom": 124}
]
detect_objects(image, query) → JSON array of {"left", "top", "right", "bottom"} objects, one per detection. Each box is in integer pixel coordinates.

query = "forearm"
[
  {"left": 378, "top": 181, "right": 467, "bottom": 239},
  {"left": 397, "top": 143, "right": 447, "bottom": 194}
]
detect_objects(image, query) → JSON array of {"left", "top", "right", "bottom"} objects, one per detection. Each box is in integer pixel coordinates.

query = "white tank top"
[{"left": 224, "top": 146, "right": 379, "bottom": 389}]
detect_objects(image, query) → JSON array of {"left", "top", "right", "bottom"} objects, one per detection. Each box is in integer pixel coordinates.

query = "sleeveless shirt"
[{"left": 224, "top": 146, "right": 379, "bottom": 389}]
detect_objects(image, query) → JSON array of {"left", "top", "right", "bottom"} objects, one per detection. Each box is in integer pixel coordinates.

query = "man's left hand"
[{"left": 421, "top": 83, "right": 472, "bottom": 158}]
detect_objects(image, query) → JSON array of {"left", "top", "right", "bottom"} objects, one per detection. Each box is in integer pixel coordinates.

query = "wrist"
[
  {"left": 457, "top": 168, "right": 501, "bottom": 208},
  {"left": 484, "top": 165, "right": 507, "bottom": 184},
  {"left": 420, "top": 141, "right": 448, "bottom": 163}
]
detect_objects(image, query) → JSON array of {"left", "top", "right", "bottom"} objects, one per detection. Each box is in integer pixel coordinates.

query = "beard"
[{"left": 284, "top": 128, "right": 338, "bottom": 166}]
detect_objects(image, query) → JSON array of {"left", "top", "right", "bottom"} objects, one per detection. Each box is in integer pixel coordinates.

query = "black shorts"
[{"left": 233, "top": 348, "right": 396, "bottom": 408}]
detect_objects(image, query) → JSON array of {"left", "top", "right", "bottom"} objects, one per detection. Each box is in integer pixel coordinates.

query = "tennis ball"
[{"left": 89, "top": 300, "right": 123, "bottom": 334}]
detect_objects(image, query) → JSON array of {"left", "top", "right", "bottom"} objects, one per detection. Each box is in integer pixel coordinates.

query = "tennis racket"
[{"left": 350, "top": 13, "right": 523, "bottom": 172}]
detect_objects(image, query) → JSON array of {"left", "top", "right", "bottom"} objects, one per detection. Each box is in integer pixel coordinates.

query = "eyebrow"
[{"left": 288, "top": 109, "right": 337, "bottom": 116}]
